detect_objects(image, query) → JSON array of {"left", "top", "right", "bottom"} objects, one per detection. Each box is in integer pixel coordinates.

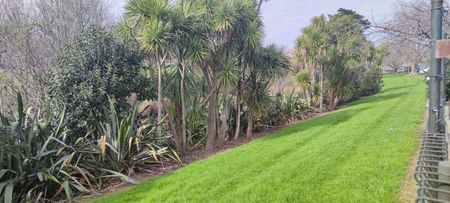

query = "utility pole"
[
  {"left": 429, "top": 0, "right": 443, "bottom": 133},
  {"left": 440, "top": 33, "right": 447, "bottom": 130}
]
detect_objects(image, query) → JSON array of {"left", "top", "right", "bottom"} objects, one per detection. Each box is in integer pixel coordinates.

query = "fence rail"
[{"left": 416, "top": 132, "right": 449, "bottom": 202}]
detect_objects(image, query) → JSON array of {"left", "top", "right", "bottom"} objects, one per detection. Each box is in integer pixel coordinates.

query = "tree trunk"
[
  {"left": 162, "top": 99, "right": 179, "bottom": 149},
  {"left": 155, "top": 53, "right": 168, "bottom": 138},
  {"left": 180, "top": 62, "right": 187, "bottom": 152},
  {"left": 218, "top": 92, "right": 230, "bottom": 145},
  {"left": 310, "top": 68, "right": 316, "bottom": 106},
  {"left": 174, "top": 103, "right": 183, "bottom": 151},
  {"left": 157, "top": 57, "right": 163, "bottom": 138},
  {"left": 257, "top": 0, "right": 263, "bottom": 12},
  {"left": 205, "top": 91, "right": 217, "bottom": 150},
  {"left": 234, "top": 90, "right": 241, "bottom": 140},
  {"left": 246, "top": 111, "right": 253, "bottom": 138},
  {"left": 204, "top": 68, "right": 217, "bottom": 151},
  {"left": 328, "top": 93, "right": 339, "bottom": 111},
  {"left": 305, "top": 89, "right": 311, "bottom": 107},
  {"left": 234, "top": 59, "right": 245, "bottom": 140},
  {"left": 410, "top": 63, "right": 418, "bottom": 75},
  {"left": 216, "top": 103, "right": 220, "bottom": 140},
  {"left": 333, "top": 96, "right": 339, "bottom": 110},
  {"left": 319, "top": 65, "right": 324, "bottom": 112},
  {"left": 328, "top": 92, "right": 335, "bottom": 111}
]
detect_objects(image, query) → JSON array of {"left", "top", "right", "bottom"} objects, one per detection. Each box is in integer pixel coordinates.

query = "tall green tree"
[
  {"left": 169, "top": 1, "right": 206, "bottom": 152},
  {"left": 125, "top": 0, "right": 172, "bottom": 138},
  {"left": 192, "top": 0, "right": 262, "bottom": 150},
  {"left": 325, "top": 10, "right": 373, "bottom": 110},
  {"left": 294, "top": 9, "right": 382, "bottom": 111},
  {"left": 233, "top": 18, "right": 264, "bottom": 140},
  {"left": 295, "top": 69, "right": 311, "bottom": 105},
  {"left": 244, "top": 44, "right": 290, "bottom": 137},
  {"left": 295, "top": 15, "right": 328, "bottom": 110}
]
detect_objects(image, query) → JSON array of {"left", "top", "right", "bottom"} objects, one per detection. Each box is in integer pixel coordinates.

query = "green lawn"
[{"left": 93, "top": 75, "right": 426, "bottom": 203}]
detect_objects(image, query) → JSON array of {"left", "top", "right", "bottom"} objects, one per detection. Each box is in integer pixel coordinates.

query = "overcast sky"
[{"left": 109, "top": 0, "right": 398, "bottom": 50}]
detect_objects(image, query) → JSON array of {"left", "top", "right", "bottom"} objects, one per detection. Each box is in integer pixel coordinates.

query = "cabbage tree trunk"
[
  {"left": 180, "top": 62, "right": 187, "bottom": 152},
  {"left": 218, "top": 92, "right": 231, "bottom": 145},
  {"left": 156, "top": 53, "right": 167, "bottom": 137},
  {"left": 246, "top": 111, "right": 253, "bottom": 137},
  {"left": 234, "top": 90, "right": 241, "bottom": 140},
  {"left": 203, "top": 67, "right": 217, "bottom": 151},
  {"left": 319, "top": 65, "right": 324, "bottom": 111}
]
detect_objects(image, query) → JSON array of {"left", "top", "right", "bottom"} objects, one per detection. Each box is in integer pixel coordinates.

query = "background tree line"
[
  {"left": 294, "top": 9, "right": 386, "bottom": 112},
  {"left": 374, "top": 0, "right": 450, "bottom": 75}
]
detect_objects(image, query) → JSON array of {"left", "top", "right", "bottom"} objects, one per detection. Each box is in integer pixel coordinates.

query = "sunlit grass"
[{"left": 92, "top": 75, "right": 426, "bottom": 202}]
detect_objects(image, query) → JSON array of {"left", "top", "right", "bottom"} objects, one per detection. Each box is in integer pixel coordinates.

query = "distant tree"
[
  {"left": 373, "top": 0, "right": 450, "bottom": 75},
  {"left": 50, "top": 27, "right": 154, "bottom": 135},
  {"left": 0, "top": 0, "right": 111, "bottom": 112},
  {"left": 295, "top": 70, "right": 311, "bottom": 106},
  {"left": 326, "top": 11, "right": 375, "bottom": 110},
  {"left": 295, "top": 15, "right": 328, "bottom": 110},
  {"left": 295, "top": 9, "right": 384, "bottom": 111},
  {"left": 382, "top": 43, "right": 404, "bottom": 72}
]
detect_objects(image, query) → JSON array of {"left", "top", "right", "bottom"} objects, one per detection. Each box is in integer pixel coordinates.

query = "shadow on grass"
[
  {"left": 268, "top": 90, "right": 409, "bottom": 140},
  {"left": 349, "top": 92, "right": 408, "bottom": 107},
  {"left": 266, "top": 106, "right": 372, "bottom": 140},
  {"left": 382, "top": 85, "right": 414, "bottom": 93}
]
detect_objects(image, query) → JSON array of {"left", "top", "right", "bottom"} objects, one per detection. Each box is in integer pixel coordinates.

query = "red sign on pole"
[{"left": 436, "top": 39, "right": 450, "bottom": 58}]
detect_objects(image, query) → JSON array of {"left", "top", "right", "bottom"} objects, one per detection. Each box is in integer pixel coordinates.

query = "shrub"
[
  {"left": 49, "top": 27, "right": 155, "bottom": 136},
  {"left": 0, "top": 93, "right": 90, "bottom": 202},
  {"left": 97, "top": 98, "right": 181, "bottom": 175},
  {"left": 0, "top": 94, "right": 180, "bottom": 202},
  {"left": 256, "top": 92, "right": 311, "bottom": 130}
]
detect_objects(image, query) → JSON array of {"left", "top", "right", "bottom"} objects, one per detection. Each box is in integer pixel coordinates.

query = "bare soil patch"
[{"left": 399, "top": 111, "right": 427, "bottom": 202}]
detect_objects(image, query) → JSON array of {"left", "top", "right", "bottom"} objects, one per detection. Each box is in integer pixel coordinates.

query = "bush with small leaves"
[{"left": 49, "top": 27, "right": 155, "bottom": 137}]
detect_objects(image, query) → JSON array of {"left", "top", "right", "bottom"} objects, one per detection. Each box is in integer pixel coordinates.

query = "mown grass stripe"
[{"left": 92, "top": 75, "right": 426, "bottom": 203}]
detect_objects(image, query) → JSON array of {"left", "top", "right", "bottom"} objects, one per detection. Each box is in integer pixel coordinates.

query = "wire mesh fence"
[{"left": 416, "top": 132, "right": 450, "bottom": 202}]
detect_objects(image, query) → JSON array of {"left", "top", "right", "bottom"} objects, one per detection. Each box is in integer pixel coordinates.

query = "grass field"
[{"left": 92, "top": 75, "right": 427, "bottom": 203}]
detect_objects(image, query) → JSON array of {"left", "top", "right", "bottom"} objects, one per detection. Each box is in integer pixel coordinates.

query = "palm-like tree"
[
  {"left": 233, "top": 15, "right": 264, "bottom": 140},
  {"left": 217, "top": 58, "right": 239, "bottom": 144},
  {"left": 294, "top": 15, "right": 328, "bottom": 110},
  {"left": 311, "top": 16, "right": 328, "bottom": 111},
  {"left": 125, "top": 0, "right": 208, "bottom": 152},
  {"left": 125, "top": 0, "right": 172, "bottom": 138},
  {"left": 123, "top": 0, "right": 276, "bottom": 150},
  {"left": 244, "top": 44, "right": 290, "bottom": 137},
  {"left": 191, "top": 0, "right": 261, "bottom": 150},
  {"left": 170, "top": 1, "right": 206, "bottom": 152},
  {"left": 325, "top": 13, "right": 373, "bottom": 110},
  {"left": 295, "top": 69, "right": 311, "bottom": 106}
]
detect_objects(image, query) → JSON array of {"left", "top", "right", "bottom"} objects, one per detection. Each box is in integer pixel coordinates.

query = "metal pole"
[
  {"left": 429, "top": 0, "right": 443, "bottom": 133},
  {"left": 440, "top": 33, "right": 447, "bottom": 131}
]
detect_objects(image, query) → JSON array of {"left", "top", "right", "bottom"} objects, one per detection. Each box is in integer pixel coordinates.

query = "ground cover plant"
[
  {"left": 92, "top": 75, "right": 426, "bottom": 202},
  {"left": 0, "top": 95, "right": 177, "bottom": 202}
]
